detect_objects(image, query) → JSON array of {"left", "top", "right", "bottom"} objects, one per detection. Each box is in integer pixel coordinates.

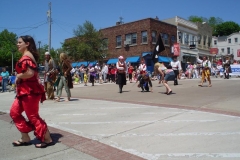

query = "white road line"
[
  {"left": 55, "top": 121, "right": 154, "bottom": 125},
  {"left": 163, "top": 120, "right": 217, "bottom": 123}
]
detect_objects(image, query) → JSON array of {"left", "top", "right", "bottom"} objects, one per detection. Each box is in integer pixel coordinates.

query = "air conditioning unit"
[{"left": 124, "top": 40, "right": 131, "bottom": 45}]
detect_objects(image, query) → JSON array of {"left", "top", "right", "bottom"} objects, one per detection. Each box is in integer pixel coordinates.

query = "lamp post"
[{"left": 11, "top": 49, "right": 14, "bottom": 73}]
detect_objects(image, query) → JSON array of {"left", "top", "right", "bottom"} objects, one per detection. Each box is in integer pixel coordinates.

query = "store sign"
[
  {"left": 210, "top": 48, "right": 219, "bottom": 54},
  {"left": 173, "top": 43, "right": 180, "bottom": 56},
  {"left": 237, "top": 49, "right": 240, "bottom": 57}
]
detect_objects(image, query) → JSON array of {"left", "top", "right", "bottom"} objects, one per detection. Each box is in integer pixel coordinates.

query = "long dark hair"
[{"left": 20, "top": 35, "right": 39, "bottom": 62}]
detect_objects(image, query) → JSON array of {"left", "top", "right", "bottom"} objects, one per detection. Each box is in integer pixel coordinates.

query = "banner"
[
  {"left": 173, "top": 43, "right": 180, "bottom": 56},
  {"left": 219, "top": 64, "right": 240, "bottom": 76}
]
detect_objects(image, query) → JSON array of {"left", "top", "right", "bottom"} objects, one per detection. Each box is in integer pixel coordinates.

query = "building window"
[
  {"left": 184, "top": 33, "right": 190, "bottom": 45},
  {"left": 228, "top": 38, "right": 231, "bottom": 43},
  {"left": 235, "top": 38, "right": 238, "bottom": 43},
  {"left": 208, "top": 37, "right": 211, "bottom": 47},
  {"left": 171, "top": 35, "right": 176, "bottom": 44},
  {"left": 221, "top": 48, "right": 224, "bottom": 53},
  {"left": 161, "top": 33, "right": 169, "bottom": 45},
  {"left": 141, "top": 31, "right": 148, "bottom": 43},
  {"left": 214, "top": 40, "right": 217, "bottom": 45},
  {"left": 198, "top": 34, "right": 202, "bottom": 44},
  {"left": 203, "top": 36, "right": 207, "bottom": 45},
  {"left": 151, "top": 31, "right": 157, "bottom": 43},
  {"left": 125, "top": 33, "right": 137, "bottom": 45},
  {"left": 189, "top": 34, "right": 195, "bottom": 45},
  {"left": 227, "top": 47, "right": 230, "bottom": 54},
  {"left": 116, "top": 35, "right": 121, "bottom": 47}
]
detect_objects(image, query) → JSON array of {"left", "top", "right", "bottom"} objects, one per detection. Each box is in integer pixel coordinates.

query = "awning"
[
  {"left": 77, "top": 61, "right": 88, "bottom": 67},
  {"left": 158, "top": 56, "right": 172, "bottom": 63},
  {"left": 107, "top": 58, "right": 118, "bottom": 64},
  {"left": 142, "top": 52, "right": 152, "bottom": 57},
  {"left": 125, "top": 56, "right": 140, "bottom": 63},
  {"left": 71, "top": 62, "right": 78, "bottom": 67}
]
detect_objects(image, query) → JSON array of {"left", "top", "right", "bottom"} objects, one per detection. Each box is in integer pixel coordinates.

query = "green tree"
[
  {"left": 62, "top": 20, "right": 107, "bottom": 64},
  {"left": 0, "top": 29, "right": 20, "bottom": 69},
  {"left": 215, "top": 21, "right": 240, "bottom": 36},
  {"left": 188, "top": 16, "right": 204, "bottom": 23}
]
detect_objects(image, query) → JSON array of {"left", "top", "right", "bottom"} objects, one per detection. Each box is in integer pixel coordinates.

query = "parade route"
[{"left": 0, "top": 78, "right": 240, "bottom": 160}]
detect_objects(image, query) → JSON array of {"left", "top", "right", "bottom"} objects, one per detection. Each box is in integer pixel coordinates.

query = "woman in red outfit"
[{"left": 10, "top": 35, "right": 53, "bottom": 148}]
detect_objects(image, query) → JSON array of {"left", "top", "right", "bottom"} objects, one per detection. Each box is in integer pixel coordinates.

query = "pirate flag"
[{"left": 152, "top": 34, "right": 165, "bottom": 64}]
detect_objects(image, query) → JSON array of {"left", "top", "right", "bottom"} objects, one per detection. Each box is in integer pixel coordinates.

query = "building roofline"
[{"left": 99, "top": 17, "right": 176, "bottom": 31}]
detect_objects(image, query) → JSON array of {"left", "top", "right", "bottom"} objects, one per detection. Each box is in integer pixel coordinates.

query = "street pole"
[{"left": 47, "top": 2, "right": 52, "bottom": 54}]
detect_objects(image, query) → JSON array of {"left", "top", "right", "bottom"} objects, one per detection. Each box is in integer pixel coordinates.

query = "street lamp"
[{"left": 38, "top": 41, "right": 41, "bottom": 54}]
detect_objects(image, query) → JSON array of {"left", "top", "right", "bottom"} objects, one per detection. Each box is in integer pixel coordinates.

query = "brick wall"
[{"left": 100, "top": 18, "right": 177, "bottom": 59}]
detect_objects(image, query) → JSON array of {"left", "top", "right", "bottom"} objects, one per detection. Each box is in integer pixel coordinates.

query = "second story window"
[
  {"left": 203, "top": 36, "right": 207, "bottom": 46},
  {"left": 228, "top": 38, "right": 231, "bottom": 43},
  {"left": 198, "top": 34, "right": 202, "bottom": 44},
  {"left": 116, "top": 35, "right": 122, "bottom": 47},
  {"left": 171, "top": 35, "right": 176, "bottom": 44},
  {"left": 141, "top": 31, "right": 148, "bottom": 43},
  {"left": 162, "top": 33, "right": 169, "bottom": 45},
  {"left": 126, "top": 33, "right": 137, "bottom": 45},
  {"left": 227, "top": 47, "right": 230, "bottom": 54},
  {"left": 221, "top": 48, "right": 224, "bottom": 53},
  {"left": 102, "top": 38, "right": 108, "bottom": 50},
  {"left": 235, "top": 38, "right": 238, "bottom": 43},
  {"left": 152, "top": 31, "right": 157, "bottom": 43}
]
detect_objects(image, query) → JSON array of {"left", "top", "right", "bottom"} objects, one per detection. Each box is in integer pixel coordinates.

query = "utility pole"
[{"left": 47, "top": 2, "right": 52, "bottom": 54}]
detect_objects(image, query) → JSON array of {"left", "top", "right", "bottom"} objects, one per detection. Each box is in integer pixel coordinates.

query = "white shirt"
[
  {"left": 102, "top": 65, "right": 108, "bottom": 74},
  {"left": 116, "top": 61, "right": 127, "bottom": 72},
  {"left": 170, "top": 61, "right": 181, "bottom": 70},
  {"left": 138, "top": 63, "right": 146, "bottom": 72},
  {"left": 197, "top": 58, "right": 211, "bottom": 68}
]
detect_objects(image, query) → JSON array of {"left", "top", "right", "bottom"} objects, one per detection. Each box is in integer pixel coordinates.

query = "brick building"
[{"left": 100, "top": 17, "right": 177, "bottom": 71}]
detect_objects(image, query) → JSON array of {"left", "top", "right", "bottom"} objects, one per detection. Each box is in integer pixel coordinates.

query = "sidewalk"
[{"left": 0, "top": 78, "right": 240, "bottom": 160}]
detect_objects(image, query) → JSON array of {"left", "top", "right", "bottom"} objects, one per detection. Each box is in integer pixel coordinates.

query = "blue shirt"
[{"left": 1, "top": 71, "right": 9, "bottom": 79}]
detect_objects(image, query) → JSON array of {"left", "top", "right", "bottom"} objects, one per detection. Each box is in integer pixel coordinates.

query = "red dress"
[{"left": 10, "top": 56, "right": 47, "bottom": 142}]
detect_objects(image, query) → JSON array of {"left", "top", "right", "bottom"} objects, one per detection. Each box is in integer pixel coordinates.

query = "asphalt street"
[{"left": 0, "top": 77, "right": 240, "bottom": 160}]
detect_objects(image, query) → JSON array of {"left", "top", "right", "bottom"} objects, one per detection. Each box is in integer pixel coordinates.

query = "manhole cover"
[{"left": 0, "top": 111, "right": 6, "bottom": 115}]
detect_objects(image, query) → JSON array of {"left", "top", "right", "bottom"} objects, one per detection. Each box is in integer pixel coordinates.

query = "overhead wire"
[{"left": 18, "top": 21, "right": 48, "bottom": 35}]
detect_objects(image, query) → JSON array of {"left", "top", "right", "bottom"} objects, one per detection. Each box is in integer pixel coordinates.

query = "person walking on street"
[
  {"left": 170, "top": 56, "right": 181, "bottom": 85},
  {"left": 101, "top": 63, "right": 108, "bottom": 83},
  {"left": 44, "top": 52, "right": 56, "bottom": 100},
  {"left": 116, "top": 56, "right": 127, "bottom": 93},
  {"left": 55, "top": 53, "right": 73, "bottom": 102},
  {"left": 197, "top": 56, "right": 212, "bottom": 87},
  {"left": 10, "top": 35, "right": 53, "bottom": 148},
  {"left": 0, "top": 67, "right": 9, "bottom": 92}
]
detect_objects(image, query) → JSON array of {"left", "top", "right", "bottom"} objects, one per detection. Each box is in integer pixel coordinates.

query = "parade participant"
[
  {"left": 83, "top": 70, "right": 88, "bottom": 86},
  {"left": 44, "top": 52, "right": 56, "bottom": 100},
  {"left": 154, "top": 62, "right": 175, "bottom": 95},
  {"left": 128, "top": 62, "right": 134, "bottom": 83},
  {"left": 197, "top": 56, "right": 212, "bottom": 87},
  {"left": 0, "top": 67, "right": 9, "bottom": 92},
  {"left": 223, "top": 56, "right": 231, "bottom": 79},
  {"left": 137, "top": 73, "right": 153, "bottom": 92},
  {"left": 55, "top": 53, "right": 73, "bottom": 102},
  {"left": 116, "top": 56, "right": 127, "bottom": 93},
  {"left": 88, "top": 64, "right": 96, "bottom": 86},
  {"left": 138, "top": 60, "right": 147, "bottom": 74},
  {"left": 10, "top": 35, "right": 53, "bottom": 148},
  {"left": 170, "top": 56, "right": 181, "bottom": 85},
  {"left": 94, "top": 63, "right": 101, "bottom": 83},
  {"left": 101, "top": 63, "right": 108, "bottom": 83}
]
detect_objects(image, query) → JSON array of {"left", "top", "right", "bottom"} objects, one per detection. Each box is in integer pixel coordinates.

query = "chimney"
[
  {"left": 116, "top": 21, "right": 120, "bottom": 25},
  {"left": 155, "top": 16, "right": 159, "bottom": 20}
]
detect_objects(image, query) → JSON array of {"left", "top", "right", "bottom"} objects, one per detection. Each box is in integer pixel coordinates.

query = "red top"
[
  {"left": 15, "top": 56, "right": 46, "bottom": 102},
  {"left": 111, "top": 68, "right": 117, "bottom": 74},
  {"left": 128, "top": 66, "right": 134, "bottom": 74}
]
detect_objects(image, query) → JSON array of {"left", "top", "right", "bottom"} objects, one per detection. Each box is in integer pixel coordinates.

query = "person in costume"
[
  {"left": 197, "top": 56, "right": 212, "bottom": 87},
  {"left": 170, "top": 56, "right": 181, "bottom": 85},
  {"left": 44, "top": 52, "right": 56, "bottom": 100},
  {"left": 88, "top": 64, "right": 96, "bottom": 86},
  {"left": 223, "top": 56, "right": 231, "bottom": 79},
  {"left": 55, "top": 53, "right": 73, "bottom": 102},
  {"left": 154, "top": 62, "right": 175, "bottom": 95},
  {"left": 10, "top": 35, "right": 53, "bottom": 148},
  {"left": 137, "top": 73, "right": 153, "bottom": 92},
  {"left": 138, "top": 60, "right": 147, "bottom": 74},
  {"left": 116, "top": 56, "right": 127, "bottom": 93},
  {"left": 128, "top": 63, "right": 134, "bottom": 83}
]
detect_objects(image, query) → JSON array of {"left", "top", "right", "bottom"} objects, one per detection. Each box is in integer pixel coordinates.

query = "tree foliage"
[
  {"left": 62, "top": 21, "right": 107, "bottom": 64},
  {"left": 215, "top": 21, "right": 240, "bottom": 36},
  {"left": 0, "top": 29, "right": 20, "bottom": 68}
]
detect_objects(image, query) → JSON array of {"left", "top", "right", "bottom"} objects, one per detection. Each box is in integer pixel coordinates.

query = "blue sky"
[{"left": 1, "top": 0, "right": 239, "bottom": 49}]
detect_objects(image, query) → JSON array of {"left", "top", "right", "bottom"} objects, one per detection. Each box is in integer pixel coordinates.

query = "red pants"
[{"left": 10, "top": 94, "right": 47, "bottom": 142}]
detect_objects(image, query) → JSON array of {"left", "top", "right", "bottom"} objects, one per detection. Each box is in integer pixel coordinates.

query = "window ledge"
[
  {"left": 141, "top": 42, "right": 148, "bottom": 45},
  {"left": 115, "top": 46, "right": 122, "bottom": 49}
]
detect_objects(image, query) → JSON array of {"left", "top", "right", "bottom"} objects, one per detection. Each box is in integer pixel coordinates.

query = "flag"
[{"left": 152, "top": 34, "right": 165, "bottom": 64}]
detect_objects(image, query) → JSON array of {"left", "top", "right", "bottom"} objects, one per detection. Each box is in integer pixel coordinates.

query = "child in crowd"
[
  {"left": 83, "top": 70, "right": 88, "bottom": 86},
  {"left": 73, "top": 73, "right": 80, "bottom": 85},
  {"left": 9, "top": 72, "right": 16, "bottom": 92}
]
